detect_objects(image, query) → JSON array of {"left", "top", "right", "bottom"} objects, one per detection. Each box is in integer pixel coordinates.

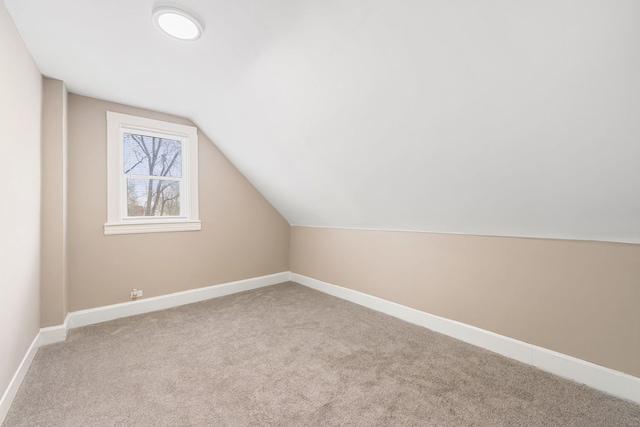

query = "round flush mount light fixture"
[{"left": 153, "top": 7, "right": 203, "bottom": 41}]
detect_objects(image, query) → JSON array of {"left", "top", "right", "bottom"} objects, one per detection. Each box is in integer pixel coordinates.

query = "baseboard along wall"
[
  {"left": 66, "top": 272, "right": 290, "bottom": 329},
  {"left": 2, "top": 270, "right": 638, "bottom": 424},
  {"left": 291, "top": 273, "right": 640, "bottom": 404},
  {"left": 0, "top": 272, "right": 289, "bottom": 423}
]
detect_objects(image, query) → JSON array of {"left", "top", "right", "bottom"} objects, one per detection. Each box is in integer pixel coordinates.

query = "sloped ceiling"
[{"left": 6, "top": 0, "right": 640, "bottom": 243}]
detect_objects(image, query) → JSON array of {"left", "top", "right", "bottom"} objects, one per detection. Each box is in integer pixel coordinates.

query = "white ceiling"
[{"left": 6, "top": 0, "right": 640, "bottom": 243}]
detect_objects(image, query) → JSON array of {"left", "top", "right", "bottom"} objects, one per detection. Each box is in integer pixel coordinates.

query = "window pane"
[
  {"left": 123, "top": 133, "right": 182, "bottom": 178},
  {"left": 127, "top": 178, "right": 180, "bottom": 216}
]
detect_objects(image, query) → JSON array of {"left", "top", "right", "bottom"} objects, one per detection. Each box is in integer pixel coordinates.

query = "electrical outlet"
[{"left": 130, "top": 289, "right": 143, "bottom": 300}]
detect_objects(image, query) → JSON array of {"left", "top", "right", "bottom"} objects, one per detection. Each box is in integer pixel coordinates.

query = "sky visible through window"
[{"left": 123, "top": 133, "right": 182, "bottom": 217}]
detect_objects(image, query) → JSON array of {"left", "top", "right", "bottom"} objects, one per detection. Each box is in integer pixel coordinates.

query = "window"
[{"left": 104, "top": 112, "right": 200, "bottom": 235}]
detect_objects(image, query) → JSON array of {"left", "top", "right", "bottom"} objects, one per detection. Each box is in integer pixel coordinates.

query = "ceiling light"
[{"left": 153, "top": 7, "right": 203, "bottom": 41}]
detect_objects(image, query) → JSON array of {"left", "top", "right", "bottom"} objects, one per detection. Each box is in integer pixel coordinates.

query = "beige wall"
[
  {"left": 40, "top": 78, "right": 68, "bottom": 327},
  {"left": 291, "top": 226, "right": 640, "bottom": 377},
  {"left": 67, "top": 95, "right": 290, "bottom": 311},
  {"left": 0, "top": 1, "right": 42, "bottom": 404}
]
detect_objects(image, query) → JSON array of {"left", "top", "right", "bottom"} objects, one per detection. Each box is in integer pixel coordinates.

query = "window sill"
[{"left": 104, "top": 220, "right": 201, "bottom": 235}]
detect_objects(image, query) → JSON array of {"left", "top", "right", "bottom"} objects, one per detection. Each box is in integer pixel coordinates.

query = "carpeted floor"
[{"left": 3, "top": 282, "right": 639, "bottom": 426}]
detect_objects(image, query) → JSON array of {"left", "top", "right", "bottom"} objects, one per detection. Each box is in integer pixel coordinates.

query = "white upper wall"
[
  {"left": 7, "top": 0, "right": 640, "bottom": 243},
  {"left": 0, "top": 0, "right": 42, "bottom": 407}
]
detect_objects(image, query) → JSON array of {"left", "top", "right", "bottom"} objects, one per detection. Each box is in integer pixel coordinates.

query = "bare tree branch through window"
[{"left": 123, "top": 133, "right": 182, "bottom": 216}]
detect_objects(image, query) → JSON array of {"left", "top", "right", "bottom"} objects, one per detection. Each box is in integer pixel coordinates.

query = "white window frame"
[{"left": 104, "top": 111, "right": 200, "bottom": 235}]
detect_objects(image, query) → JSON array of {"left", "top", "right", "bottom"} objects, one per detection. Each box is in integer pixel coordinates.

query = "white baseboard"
[
  {"left": 68, "top": 271, "right": 291, "bottom": 329},
  {"left": 0, "top": 272, "right": 291, "bottom": 424},
  {"left": 291, "top": 273, "right": 640, "bottom": 404},
  {"left": 38, "top": 316, "right": 69, "bottom": 346},
  {"left": 0, "top": 334, "right": 39, "bottom": 423},
  {"left": 0, "top": 317, "right": 70, "bottom": 424},
  {"left": 3, "top": 270, "right": 636, "bottom": 425}
]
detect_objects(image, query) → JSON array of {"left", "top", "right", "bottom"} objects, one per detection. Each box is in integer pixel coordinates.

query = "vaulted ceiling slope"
[{"left": 6, "top": 0, "right": 640, "bottom": 243}]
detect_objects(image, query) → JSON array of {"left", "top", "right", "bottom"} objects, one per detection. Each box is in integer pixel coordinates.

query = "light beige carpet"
[{"left": 3, "top": 282, "right": 639, "bottom": 426}]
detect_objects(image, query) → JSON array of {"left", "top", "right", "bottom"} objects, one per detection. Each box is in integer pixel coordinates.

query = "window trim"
[{"left": 104, "top": 111, "right": 200, "bottom": 235}]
